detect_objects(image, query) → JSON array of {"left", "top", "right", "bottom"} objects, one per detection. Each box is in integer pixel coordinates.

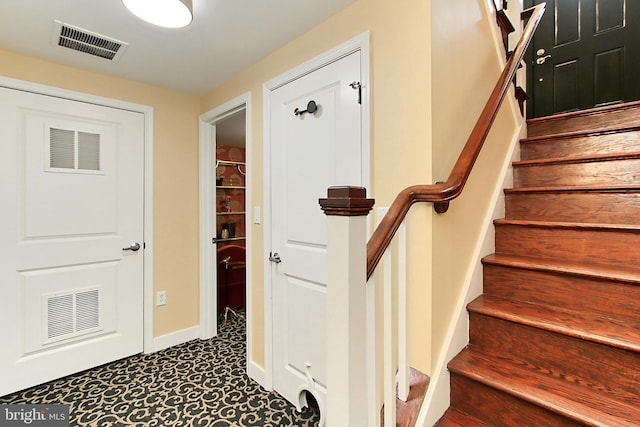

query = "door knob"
[
  {"left": 536, "top": 55, "right": 551, "bottom": 65},
  {"left": 123, "top": 242, "right": 141, "bottom": 252},
  {"left": 269, "top": 252, "right": 282, "bottom": 263}
]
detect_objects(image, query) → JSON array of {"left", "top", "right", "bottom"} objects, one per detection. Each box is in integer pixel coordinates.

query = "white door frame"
[
  {"left": 0, "top": 75, "right": 155, "bottom": 354},
  {"left": 198, "top": 93, "right": 253, "bottom": 363},
  {"left": 262, "top": 32, "right": 371, "bottom": 390}
]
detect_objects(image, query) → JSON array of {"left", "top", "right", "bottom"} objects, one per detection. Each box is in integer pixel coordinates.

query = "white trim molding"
[{"left": 153, "top": 326, "right": 201, "bottom": 352}]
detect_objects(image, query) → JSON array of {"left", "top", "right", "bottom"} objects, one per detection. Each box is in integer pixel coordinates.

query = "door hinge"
[{"left": 349, "top": 81, "right": 362, "bottom": 104}]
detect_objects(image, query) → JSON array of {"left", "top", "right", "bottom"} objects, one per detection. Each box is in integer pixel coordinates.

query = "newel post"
[{"left": 319, "top": 186, "right": 374, "bottom": 427}]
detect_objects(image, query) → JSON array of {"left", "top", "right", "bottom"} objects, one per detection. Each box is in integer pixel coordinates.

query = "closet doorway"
[
  {"left": 214, "top": 112, "right": 247, "bottom": 322},
  {"left": 199, "top": 94, "right": 251, "bottom": 361}
]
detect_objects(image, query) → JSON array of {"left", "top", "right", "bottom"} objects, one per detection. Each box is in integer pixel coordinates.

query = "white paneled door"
[
  {"left": 0, "top": 87, "right": 144, "bottom": 396},
  {"left": 269, "top": 51, "right": 364, "bottom": 412}
]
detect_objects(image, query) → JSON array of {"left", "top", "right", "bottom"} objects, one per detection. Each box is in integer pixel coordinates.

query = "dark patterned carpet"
[{"left": 0, "top": 313, "right": 320, "bottom": 426}]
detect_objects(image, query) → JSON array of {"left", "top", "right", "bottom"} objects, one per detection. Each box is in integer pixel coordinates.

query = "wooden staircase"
[{"left": 436, "top": 101, "right": 640, "bottom": 427}]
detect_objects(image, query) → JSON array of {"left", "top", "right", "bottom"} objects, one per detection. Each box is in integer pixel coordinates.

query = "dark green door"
[{"left": 526, "top": 0, "right": 640, "bottom": 118}]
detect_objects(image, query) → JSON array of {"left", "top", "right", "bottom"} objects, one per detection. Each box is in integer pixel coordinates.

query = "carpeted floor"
[{"left": 0, "top": 313, "right": 320, "bottom": 426}]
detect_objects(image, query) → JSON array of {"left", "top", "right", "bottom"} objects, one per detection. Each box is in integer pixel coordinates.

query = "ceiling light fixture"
[{"left": 122, "top": 0, "right": 193, "bottom": 28}]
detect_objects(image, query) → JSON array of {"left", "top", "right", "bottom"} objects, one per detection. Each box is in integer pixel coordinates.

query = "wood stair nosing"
[
  {"left": 493, "top": 218, "right": 640, "bottom": 232},
  {"left": 467, "top": 294, "right": 640, "bottom": 353},
  {"left": 468, "top": 313, "right": 640, "bottom": 404},
  {"left": 504, "top": 184, "right": 640, "bottom": 194},
  {"left": 513, "top": 151, "right": 640, "bottom": 167},
  {"left": 448, "top": 349, "right": 640, "bottom": 427},
  {"left": 512, "top": 151, "right": 640, "bottom": 168}
]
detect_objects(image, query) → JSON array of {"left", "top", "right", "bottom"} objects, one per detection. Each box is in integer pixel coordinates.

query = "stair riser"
[
  {"left": 449, "top": 374, "right": 576, "bottom": 427},
  {"left": 520, "top": 130, "right": 640, "bottom": 160},
  {"left": 482, "top": 263, "right": 640, "bottom": 320},
  {"left": 469, "top": 313, "right": 640, "bottom": 403},
  {"left": 505, "top": 192, "right": 640, "bottom": 224},
  {"left": 513, "top": 159, "right": 640, "bottom": 187},
  {"left": 527, "top": 103, "right": 640, "bottom": 137},
  {"left": 495, "top": 223, "right": 640, "bottom": 269}
]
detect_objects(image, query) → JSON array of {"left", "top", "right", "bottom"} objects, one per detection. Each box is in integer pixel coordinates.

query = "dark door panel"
[{"left": 526, "top": 0, "right": 640, "bottom": 118}]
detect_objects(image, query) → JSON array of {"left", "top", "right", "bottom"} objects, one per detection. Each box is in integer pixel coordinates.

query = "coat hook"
[{"left": 294, "top": 100, "right": 318, "bottom": 116}]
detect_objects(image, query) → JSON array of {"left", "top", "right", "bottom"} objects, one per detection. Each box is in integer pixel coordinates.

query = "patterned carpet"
[{"left": 0, "top": 313, "right": 320, "bottom": 426}]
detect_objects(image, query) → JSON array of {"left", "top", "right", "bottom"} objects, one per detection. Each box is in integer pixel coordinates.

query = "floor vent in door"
[
  {"left": 52, "top": 20, "right": 128, "bottom": 62},
  {"left": 45, "top": 289, "right": 102, "bottom": 344}
]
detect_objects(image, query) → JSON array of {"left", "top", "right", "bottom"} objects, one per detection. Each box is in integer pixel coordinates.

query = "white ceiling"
[{"left": 0, "top": 0, "right": 354, "bottom": 95}]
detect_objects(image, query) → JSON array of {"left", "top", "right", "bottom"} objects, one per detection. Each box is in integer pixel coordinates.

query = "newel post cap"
[{"left": 319, "top": 186, "right": 375, "bottom": 216}]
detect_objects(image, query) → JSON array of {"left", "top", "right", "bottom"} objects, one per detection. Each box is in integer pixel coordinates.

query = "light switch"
[{"left": 253, "top": 206, "right": 261, "bottom": 224}]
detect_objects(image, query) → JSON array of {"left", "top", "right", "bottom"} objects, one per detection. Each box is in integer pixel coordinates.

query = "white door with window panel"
[
  {"left": 269, "top": 51, "right": 364, "bottom": 411},
  {"left": 0, "top": 87, "right": 144, "bottom": 396}
]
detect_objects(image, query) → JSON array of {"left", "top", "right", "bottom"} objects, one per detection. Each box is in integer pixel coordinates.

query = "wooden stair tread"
[
  {"left": 449, "top": 349, "right": 640, "bottom": 427},
  {"left": 494, "top": 218, "right": 640, "bottom": 233},
  {"left": 393, "top": 367, "right": 429, "bottom": 427},
  {"left": 482, "top": 253, "right": 640, "bottom": 284},
  {"left": 468, "top": 295, "right": 640, "bottom": 353},
  {"left": 504, "top": 184, "right": 640, "bottom": 194},
  {"left": 435, "top": 408, "right": 492, "bottom": 427},
  {"left": 380, "top": 367, "right": 429, "bottom": 427},
  {"left": 513, "top": 151, "right": 640, "bottom": 167},
  {"left": 520, "top": 124, "right": 640, "bottom": 144}
]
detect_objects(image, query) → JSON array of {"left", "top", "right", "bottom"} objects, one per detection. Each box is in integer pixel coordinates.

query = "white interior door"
[
  {"left": 270, "top": 51, "right": 363, "bottom": 410},
  {"left": 0, "top": 87, "right": 144, "bottom": 396}
]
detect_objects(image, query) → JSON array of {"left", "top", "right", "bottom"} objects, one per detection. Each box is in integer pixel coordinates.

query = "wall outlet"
[{"left": 156, "top": 291, "right": 167, "bottom": 306}]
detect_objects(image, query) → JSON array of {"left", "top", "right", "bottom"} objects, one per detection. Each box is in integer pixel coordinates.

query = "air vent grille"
[
  {"left": 53, "top": 20, "right": 128, "bottom": 61},
  {"left": 44, "top": 288, "right": 102, "bottom": 343}
]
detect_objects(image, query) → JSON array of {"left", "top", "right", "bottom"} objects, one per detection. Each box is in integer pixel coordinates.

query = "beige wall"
[
  {"left": 0, "top": 48, "right": 201, "bottom": 337},
  {"left": 431, "top": 0, "right": 522, "bottom": 370},
  {"left": 201, "top": 0, "right": 433, "bottom": 373}
]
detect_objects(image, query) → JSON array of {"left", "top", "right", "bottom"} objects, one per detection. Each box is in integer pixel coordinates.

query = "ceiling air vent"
[{"left": 52, "top": 20, "right": 128, "bottom": 62}]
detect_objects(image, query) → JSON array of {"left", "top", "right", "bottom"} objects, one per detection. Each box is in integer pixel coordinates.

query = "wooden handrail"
[{"left": 366, "top": 3, "right": 545, "bottom": 279}]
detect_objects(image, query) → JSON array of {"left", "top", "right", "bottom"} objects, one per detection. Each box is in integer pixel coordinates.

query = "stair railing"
[
  {"left": 368, "top": 3, "right": 544, "bottom": 279},
  {"left": 319, "top": 4, "right": 545, "bottom": 427}
]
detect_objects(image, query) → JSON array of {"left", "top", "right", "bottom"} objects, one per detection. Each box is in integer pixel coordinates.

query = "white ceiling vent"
[{"left": 52, "top": 20, "right": 128, "bottom": 62}]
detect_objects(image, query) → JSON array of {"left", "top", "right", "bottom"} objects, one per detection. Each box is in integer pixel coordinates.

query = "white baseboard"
[
  {"left": 151, "top": 326, "right": 201, "bottom": 353},
  {"left": 247, "top": 360, "right": 268, "bottom": 390}
]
